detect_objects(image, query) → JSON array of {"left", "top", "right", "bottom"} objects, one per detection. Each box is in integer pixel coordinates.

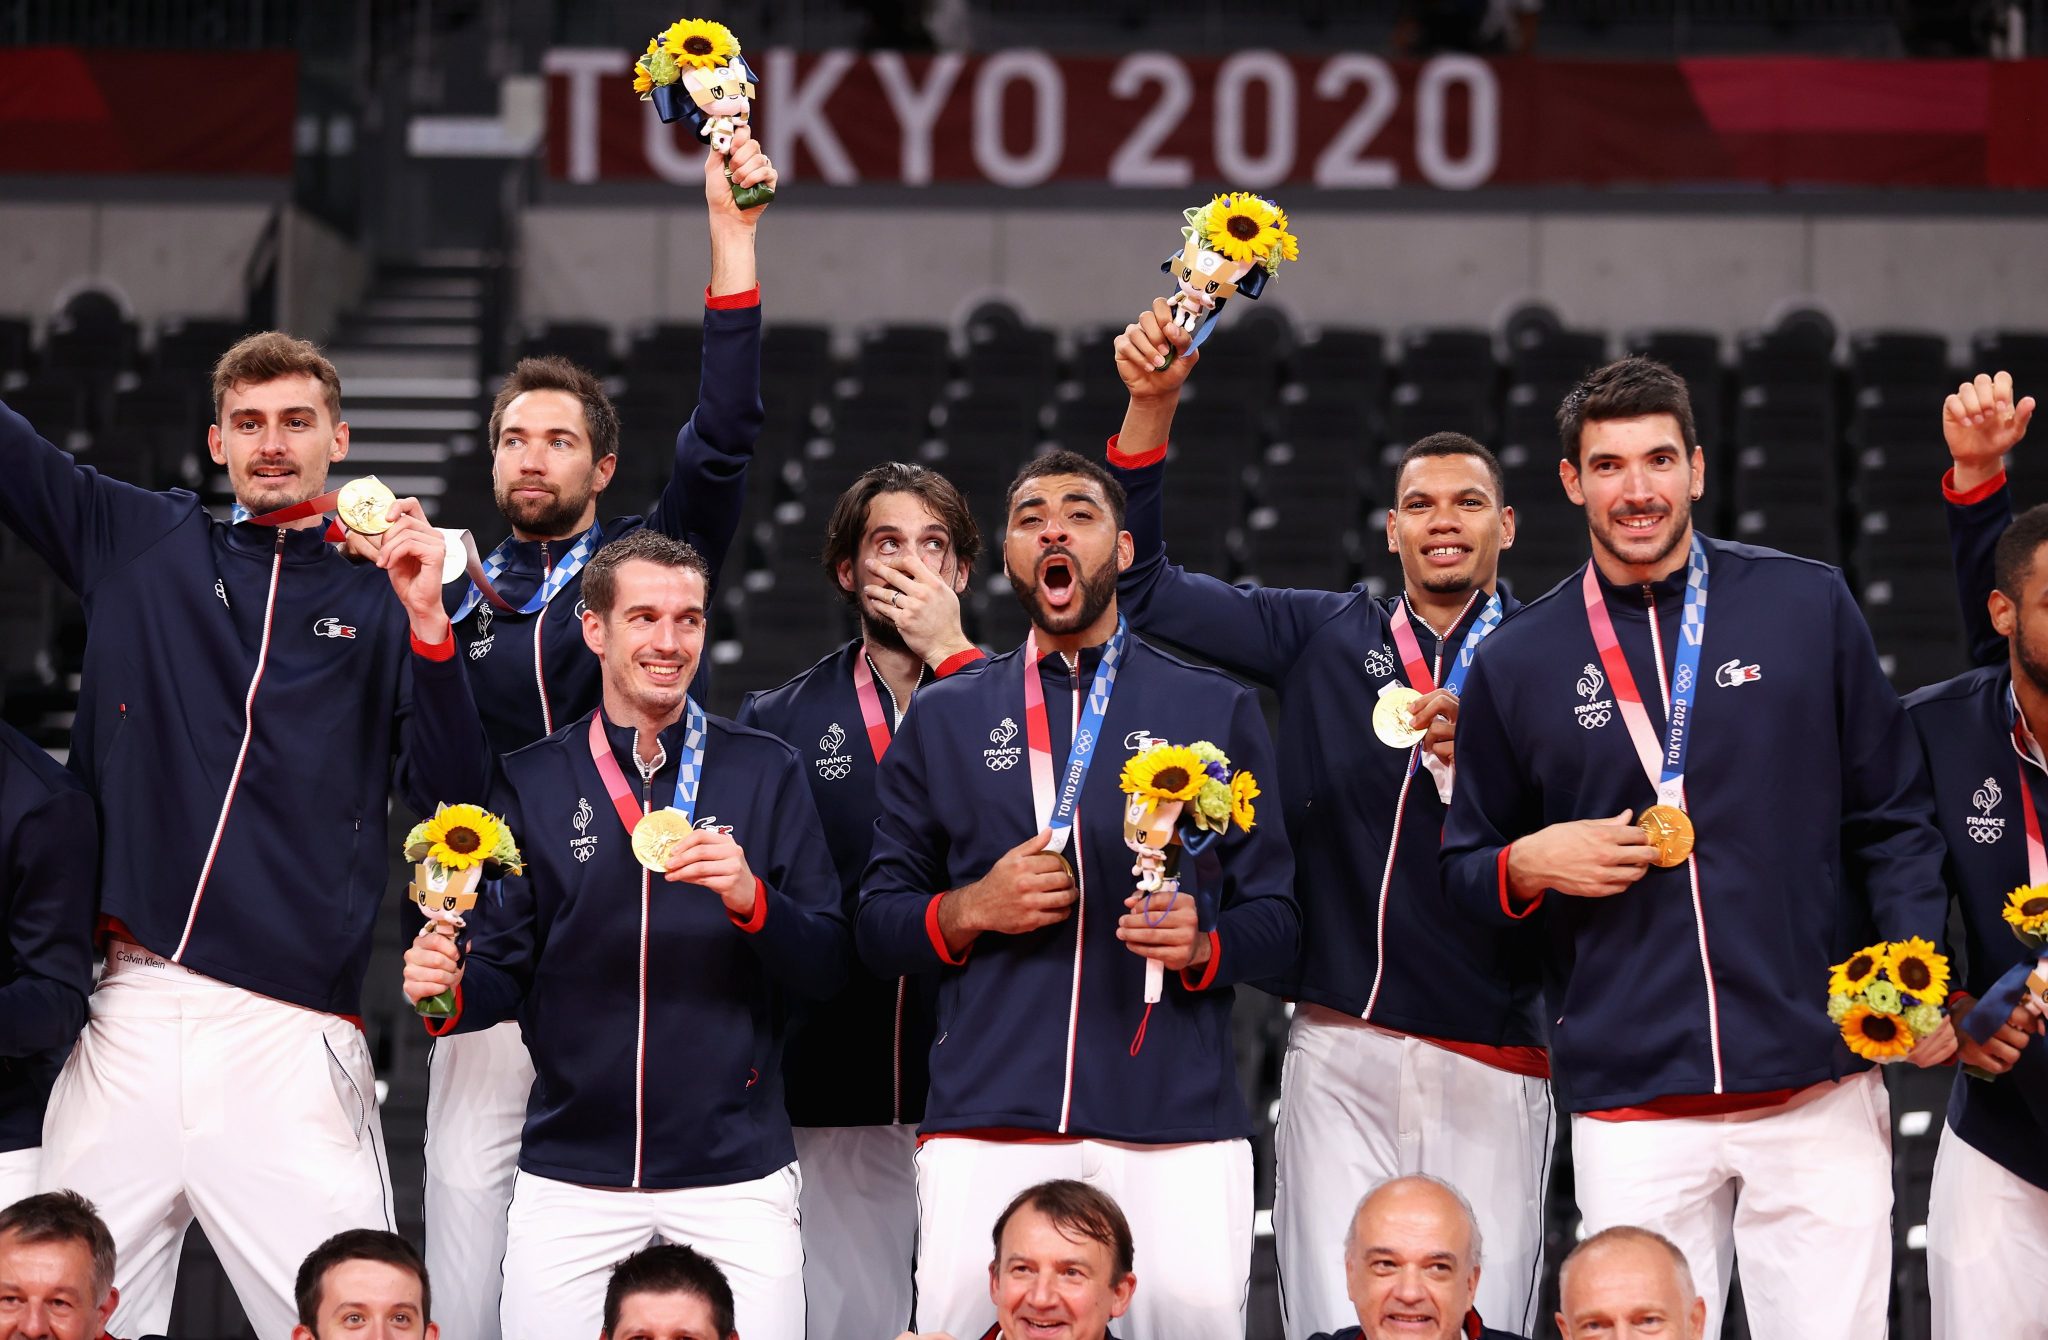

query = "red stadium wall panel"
[
  {"left": 542, "top": 49, "right": 2048, "bottom": 191},
  {"left": 0, "top": 48, "right": 297, "bottom": 176}
]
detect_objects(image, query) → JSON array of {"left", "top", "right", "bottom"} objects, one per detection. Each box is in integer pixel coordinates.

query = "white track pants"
[
  {"left": 912, "top": 1136, "right": 1252, "bottom": 1340},
  {"left": 1272, "top": 1006, "right": 1552, "bottom": 1340},
  {"left": 498, "top": 1165, "right": 805, "bottom": 1340},
  {"left": 0, "top": 1147, "right": 38, "bottom": 1209},
  {"left": 793, "top": 1124, "right": 918, "bottom": 1340},
  {"left": 37, "top": 945, "right": 393, "bottom": 1340},
  {"left": 423, "top": 1020, "right": 532, "bottom": 1340},
  {"left": 1927, "top": 1122, "right": 2048, "bottom": 1340},
  {"left": 1570, "top": 1069, "right": 1892, "bottom": 1340}
]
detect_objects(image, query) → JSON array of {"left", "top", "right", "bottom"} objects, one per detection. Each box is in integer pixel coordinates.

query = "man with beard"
[
  {"left": 1102, "top": 303, "right": 1547, "bottom": 1338},
  {"left": 423, "top": 127, "right": 775, "bottom": 1340},
  {"left": 857, "top": 450, "right": 1299, "bottom": 1340},
  {"left": 401, "top": 529, "right": 845, "bottom": 1340},
  {"left": 736, "top": 463, "right": 983, "bottom": 1340},
  {"left": 2, "top": 332, "right": 484, "bottom": 1337},
  {"left": 1440, "top": 356, "right": 1951, "bottom": 1340},
  {"left": 1901, "top": 368, "right": 2048, "bottom": 1340}
]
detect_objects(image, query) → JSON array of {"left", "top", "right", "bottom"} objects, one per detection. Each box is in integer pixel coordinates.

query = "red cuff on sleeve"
[
  {"left": 935, "top": 649, "right": 986, "bottom": 678},
  {"left": 1942, "top": 465, "right": 2008, "bottom": 506},
  {"left": 925, "top": 892, "right": 971, "bottom": 966},
  {"left": 705, "top": 284, "right": 761, "bottom": 309},
  {"left": 411, "top": 627, "right": 457, "bottom": 662},
  {"left": 1499, "top": 845, "right": 1542, "bottom": 919},
  {"left": 1106, "top": 433, "right": 1168, "bottom": 470},
  {"left": 1179, "top": 930, "right": 1223, "bottom": 992},
  {"left": 729, "top": 877, "right": 770, "bottom": 933},
  {"left": 421, "top": 984, "right": 464, "bottom": 1036}
]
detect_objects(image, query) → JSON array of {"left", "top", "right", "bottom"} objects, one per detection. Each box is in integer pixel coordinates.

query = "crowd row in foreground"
[{"left": 1, "top": 135, "right": 2044, "bottom": 1340}]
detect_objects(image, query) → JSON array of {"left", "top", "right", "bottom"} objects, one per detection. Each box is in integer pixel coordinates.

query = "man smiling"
[
  {"left": 1310, "top": 1176, "right": 1526, "bottom": 1340},
  {"left": 1441, "top": 355, "right": 1949, "bottom": 1340}
]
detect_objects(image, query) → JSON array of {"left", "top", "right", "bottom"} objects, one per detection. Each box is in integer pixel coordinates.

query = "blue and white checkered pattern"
[
  {"left": 452, "top": 521, "right": 604, "bottom": 624},
  {"left": 672, "top": 696, "right": 708, "bottom": 824},
  {"left": 1050, "top": 616, "right": 1127, "bottom": 838},
  {"left": 1658, "top": 535, "right": 1711, "bottom": 787},
  {"left": 1449, "top": 591, "right": 1505, "bottom": 684},
  {"left": 1680, "top": 541, "right": 1709, "bottom": 647}
]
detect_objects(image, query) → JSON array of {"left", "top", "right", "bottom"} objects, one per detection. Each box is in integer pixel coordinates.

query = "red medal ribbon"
[
  {"left": 588, "top": 714, "right": 649, "bottom": 834},
  {"left": 1581, "top": 566, "right": 1673, "bottom": 803},
  {"left": 238, "top": 486, "right": 347, "bottom": 542},
  {"left": 1385, "top": 591, "right": 1481, "bottom": 695},
  {"left": 852, "top": 653, "right": 894, "bottom": 764}
]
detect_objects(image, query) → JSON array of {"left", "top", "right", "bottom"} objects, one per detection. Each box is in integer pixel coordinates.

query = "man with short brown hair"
[
  {"left": 422, "top": 125, "right": 777, "bottom": 1340},
  {"left": 0, "top": 1190, "right": 119, "bottom": 1340},
  {"left": 0, "top": 326, "right": 486, "bottom": 1336}
]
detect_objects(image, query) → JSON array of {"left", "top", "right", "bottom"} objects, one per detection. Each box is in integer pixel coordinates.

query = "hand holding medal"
[
  {"left": 1118, "top": 741, "right": 1258, "bottom": 1007},
  {"left": 634, "top": 18, "right": 776, "bottom": 211},
  {"left": 402, "top": 804, "right": 525, "bottom": 1018}
]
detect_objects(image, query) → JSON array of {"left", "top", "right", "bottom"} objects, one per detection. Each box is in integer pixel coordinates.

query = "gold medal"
[
  {"left": 1372, "top": 685, "right": 1426, "bottom": 748},
  {"left": 336, "top": 476, "right": 397, "bottom": 535},
  {"left": 631, "top": 807, "right": 695, "bottom": 873},
  {"left": 1637, "top": 804, "right": 1696, "bottom": 868}
]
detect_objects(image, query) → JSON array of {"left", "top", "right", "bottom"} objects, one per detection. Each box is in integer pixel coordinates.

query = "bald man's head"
[
  {"left": 1556, "top": 1227, "right": 1705, "bottom": 1340},
  {"left": 1342, "top": 1176, "right": 1483, "bottom": 1340}
]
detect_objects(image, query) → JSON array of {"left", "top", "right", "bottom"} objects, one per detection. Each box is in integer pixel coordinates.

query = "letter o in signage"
[{"left": 973, "top": 50, "right": 1065, "bottom": 187}]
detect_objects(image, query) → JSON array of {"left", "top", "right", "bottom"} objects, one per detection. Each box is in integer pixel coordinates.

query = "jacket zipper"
[
  {"left": 175, "top": 528, "right": 285, "bottom": 961},
  {"left": 535, "top": 541, "right": 554, "bottom": 736},
  {"left": 632, "top": 734, "right": 658, "bottom": 1187},
  {"left": 1645, "top": 582, "right": 1724, "bottom": 1093},
  {"left": 1361, "top": 594, "right": 1476, "bottom": 1020},
  {"left": 1057, "top": 657, "right": 1084, "bottom": 1135}
]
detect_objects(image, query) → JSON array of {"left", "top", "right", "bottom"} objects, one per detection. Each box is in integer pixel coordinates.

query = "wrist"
[
  {"left": 924, "top": 633, "right": 976, "bottom": 670},
  {"left": 1950, "top": 458, "right": 2005, "bottom": 494},
  {"left": 409, "top": 613, "right": 454, "bottom": 656}
]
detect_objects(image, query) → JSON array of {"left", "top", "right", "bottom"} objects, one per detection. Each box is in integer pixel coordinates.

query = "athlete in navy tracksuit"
[
  {"left": 424, "top": 131, "right": 777, "bottom": 1340},
  {"left": 0, "top": 345, "right": 488, "bottom": 1338},
  {"left": 1441, "top": 357, "right": 1949, "bottom": 1340},
  {"left": 858, "top": 451, "right": 1298, "bottom": 1340},
  {"left": 0, "top": 719, "right": 97, "bottom": 1208},
  {"left": 1102, "top": 305, "right": 1548, "bottom": 1340},
  {"left": 404, "top": 527, "right": 844, "bottom": 1340},
  {"left": 737, "top": 462, "right": 985, "bottom": 1340},
  {"left": 1905, "top": 371, "right": 2048, "bottom": 1339}
]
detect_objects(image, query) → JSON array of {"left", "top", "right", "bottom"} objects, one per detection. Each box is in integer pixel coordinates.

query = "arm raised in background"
[
  {"left": 1108, "top": 299, "right": 1351, "bottom": 688},
  {"left": 647, "top": 125, "right": 777, "bottom": 593},
  {"left": 0, "top": 397, "right": 189, "bottom": 595},
  {"left": 1942, "top": 370, "right": 2035, "bottom": 667}
]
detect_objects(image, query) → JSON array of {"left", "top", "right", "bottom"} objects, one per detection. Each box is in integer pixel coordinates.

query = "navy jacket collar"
[{"left": 597, "top": 702, "right": 698, "bottom": 781}]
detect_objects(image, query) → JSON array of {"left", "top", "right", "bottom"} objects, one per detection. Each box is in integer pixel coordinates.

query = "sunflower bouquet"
[
  {"left": 1826, "top": 937, "right": 1951, "bottom": 1063},
  {"left": 403, "top": 804, "right": 525, "bottom": 1018},
  {"left": 1119, "top": 741, "right": 1259, "bottom": 1003},
  {"left": 632, "top": 17, "right": 773, "bottom": 208},
  {"left": 1153, "top": 192, "right": 1300, "bottom": 370}
]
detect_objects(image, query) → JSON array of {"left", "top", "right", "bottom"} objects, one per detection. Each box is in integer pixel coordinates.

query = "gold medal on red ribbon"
[
  {"left": 632, "top": 806, "right": 695, "bottom": 873},
  {"left": 1637, "top": 804, "right": 1696, "bottom": 868},
  {"left": 336, "top": 476, "right": 397, "bottom": 535}
]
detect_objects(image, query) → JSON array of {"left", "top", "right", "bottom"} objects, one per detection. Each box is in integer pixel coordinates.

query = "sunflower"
[
  {"left": 1230, "top": 771, "right": 1260, "bottom": 830},
  {"left": 663, "top": 18, "right": 739, "bottom": 69},
  {"left": 1828, "top": 943, "right": 1886, "bottom": 998},
  {"left": 1121, "top": 745, "right": 1209, "bottom": 804},
  {"left": 633, "top": 62, "right": 655, "bottom": 95},
  {"left": 2003, "top": 883, "right": 2048, "bottom": 939},
  {"left": 417, "top": 804, "right": 509, "bottom": 872},
  {"left": 1197, "top": 192, "right": 1298, "bottom": 268},
  {"left": 1885, "top": 936, "right": 1950, "bottom": 1005},
  {"left": 1840, "top": 1003, "right": 1916, "bottom": 1062}
]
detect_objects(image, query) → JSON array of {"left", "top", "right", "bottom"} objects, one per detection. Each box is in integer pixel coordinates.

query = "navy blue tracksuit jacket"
[
  {"left": 453, "top": 297, "right": 761, "bottom": 750},
  {"left": 1441, "top": 538, "right": 1949, "bottom": 1112},
  {"left": 1903, "top": 468, "right": 2048, "bottom": 1193},
  {"left": 0, "top": 720, "right": 96, "bottom": 1153},
  {"left": 0, "top": 399, "right": 488, "bottom": 1017},
  {"left": 740, "top": 641, "right": 985, "bottom": 1129},
  {"left": 857, "top": 634, "right": 1300, "bottom": 1142},
  {"left": 434, "top": 706, "right": 847, "bottom": 1190},
  {"left": 1109, "top": 443, "right": 1544, "bottom": 1054}
]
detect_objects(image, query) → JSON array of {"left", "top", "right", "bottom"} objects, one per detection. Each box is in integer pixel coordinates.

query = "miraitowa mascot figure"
[
  {"left": 403, "top": 803, "right": 524, "bottom": 1019},
  {"left": 634, "top": 17, "right": 775, "bottom": 209},
  {"left": 1154, "top": 191, "right": 1300, "bottom": 370}
]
